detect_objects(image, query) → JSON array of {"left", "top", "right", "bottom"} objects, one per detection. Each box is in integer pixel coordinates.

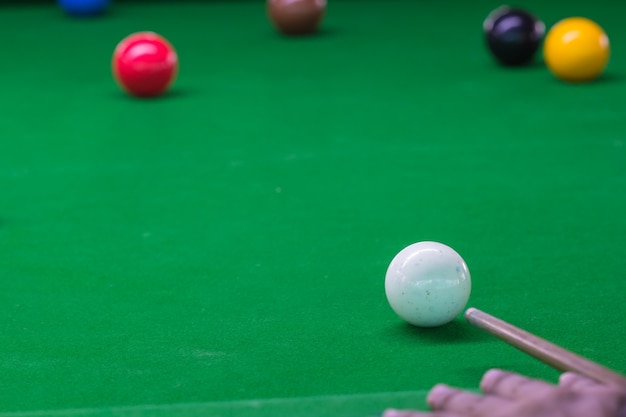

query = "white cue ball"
[{"left": 385, "top": 241, "right": 471, "bottom": 327}]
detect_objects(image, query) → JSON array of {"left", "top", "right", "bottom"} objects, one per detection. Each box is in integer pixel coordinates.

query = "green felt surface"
[
  {"left": 0, "top": 391, "right": 434, "bottom": 417},
  {"left": 1, "top": 0, "right": 626, "bottom": 415}
]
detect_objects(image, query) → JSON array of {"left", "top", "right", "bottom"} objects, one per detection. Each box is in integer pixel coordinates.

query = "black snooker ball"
[{"left": 483, "top": 6, "right": 545, "bottom": 66}]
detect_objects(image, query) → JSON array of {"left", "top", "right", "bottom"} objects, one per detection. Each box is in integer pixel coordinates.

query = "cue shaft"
[{"left": 465, "top": 307, "right": 626, "bottom": 388}]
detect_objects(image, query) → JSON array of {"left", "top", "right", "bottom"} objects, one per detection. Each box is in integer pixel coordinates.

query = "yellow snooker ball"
[{"left": 543, "top": 17, "right": 610, "bottom": 83}]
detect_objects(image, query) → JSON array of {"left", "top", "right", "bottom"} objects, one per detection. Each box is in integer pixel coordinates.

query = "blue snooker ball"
[{"left": 58, "top": 0, "right": 110, "bottom": 16}]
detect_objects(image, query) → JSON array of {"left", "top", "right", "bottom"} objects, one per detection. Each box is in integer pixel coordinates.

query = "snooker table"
[{"left": 2, "top": 0, "right": 626, "bottom": 415}]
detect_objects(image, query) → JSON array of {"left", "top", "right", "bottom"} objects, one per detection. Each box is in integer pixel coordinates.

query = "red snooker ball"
[{"left": 112, "top": 32, "right": 178, "bottom": 98}]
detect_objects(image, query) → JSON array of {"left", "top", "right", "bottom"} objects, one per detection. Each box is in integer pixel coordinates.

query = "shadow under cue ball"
[{"left": 267, "top": 0, "right": 327, "bottom": 36}]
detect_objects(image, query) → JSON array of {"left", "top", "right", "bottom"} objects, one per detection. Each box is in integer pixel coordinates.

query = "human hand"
[{"left": 384, "top": 369, "right": 626, "bottom": 417}]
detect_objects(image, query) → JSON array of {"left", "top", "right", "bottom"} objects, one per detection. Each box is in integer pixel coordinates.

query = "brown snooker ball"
[{"left": 267, "top": 0, "right": 326, "bottom": 36}]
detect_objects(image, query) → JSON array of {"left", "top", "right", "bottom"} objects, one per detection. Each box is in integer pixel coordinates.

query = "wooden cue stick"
[{"left": 465, "top": 307, "right": 626, "bottom": 388}]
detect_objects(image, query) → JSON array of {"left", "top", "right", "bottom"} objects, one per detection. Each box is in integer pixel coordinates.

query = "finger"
[
  {"left": 383, "top": 409, "right": 463, "bottom": 417},
  {"left": 479, "top": 369, "right": 555, "bottom": 400},
  {"left": 382, "top": 410, "right": 432, "bottom": 417},
  {"left": 427, "top": 384, "right": 510, "bottom": 415},
  {"left": 559, "top": 372, "right": 606, "bottom": 391}
]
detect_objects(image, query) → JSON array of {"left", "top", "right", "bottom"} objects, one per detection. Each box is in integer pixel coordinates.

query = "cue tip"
[{"left": 464, "top": 307, "right": 479, "bottom": 321}]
